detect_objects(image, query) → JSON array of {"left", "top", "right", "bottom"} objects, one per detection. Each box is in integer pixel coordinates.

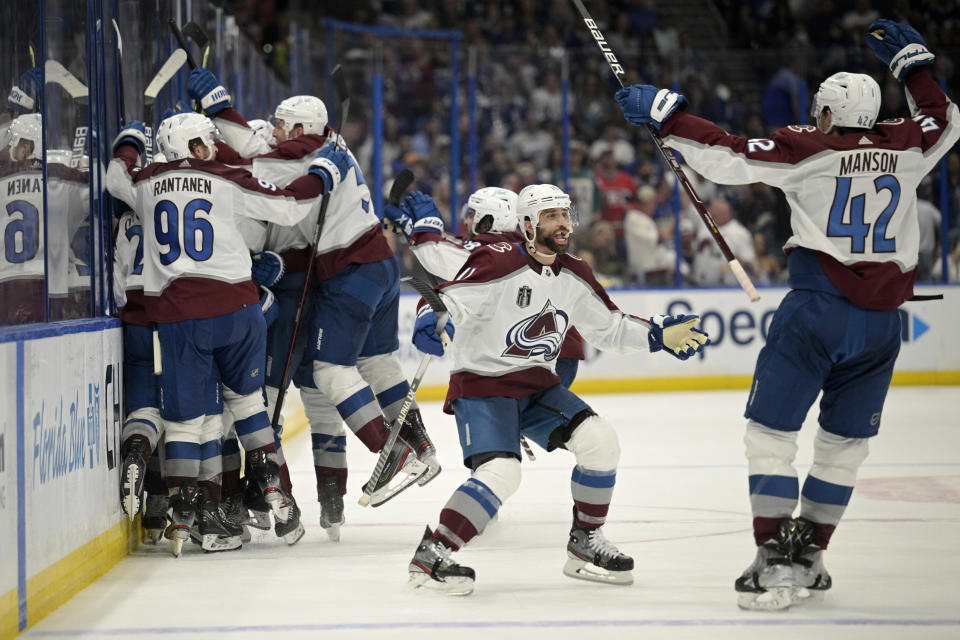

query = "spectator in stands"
[
  {"left": 589, "top": 122, "right": 636, "bottom": 168},
  {"left": 594, "top": 149, "right": 639, "bottom": 234},
  {"left": 580, "top": 219, "right": 627, "bottom": 287},
  {"left": 508, "top": 112, "right": 554, "bottom": 168},
  {"left": 624, "top": 185, "right": 676, "bottom": 285},
  {"left": 552, "top": 140, "right": 598, "bottom": 229},
  {"left": 931, "top": 229, "right": 960, "bottom": 282},
  {"left": 691, "top": 198, "right": 755, "bottom": 286}
]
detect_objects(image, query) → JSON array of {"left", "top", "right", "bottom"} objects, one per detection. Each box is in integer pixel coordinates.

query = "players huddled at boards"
[{"left": 104, "top": 17, "right": 952, "bottom": 610}]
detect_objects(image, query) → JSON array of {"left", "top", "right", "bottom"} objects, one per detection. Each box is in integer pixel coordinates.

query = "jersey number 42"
[{"left": 827, "top": 176, "right": 900, "bottom": 254}]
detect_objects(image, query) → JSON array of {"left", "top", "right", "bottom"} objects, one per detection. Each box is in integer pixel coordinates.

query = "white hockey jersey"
[
  {"left": 660, "top": 69, "right": 959, "bottom": 310},
  {"left": 435, "top": 242, "right": 649, "bottom": 413},
  {"left": 105, "top": 145, "right": 324, "bottom": 322}
]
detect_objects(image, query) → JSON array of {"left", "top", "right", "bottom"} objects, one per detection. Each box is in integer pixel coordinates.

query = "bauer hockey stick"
[
  {"left": 143, "top": 48, "right": 189, "bottom": 163},
  {"left": 359, "top": 276, "right": 450, "bottom": 507},
  {"left": 270, "top": 64, "right": 350, "bottom": 432},
  {"left": 570, "top": 0, "right": 759, "bottom": 302},
  {"left": 181, "top": 21, "right": 212, "bottom": 69}
]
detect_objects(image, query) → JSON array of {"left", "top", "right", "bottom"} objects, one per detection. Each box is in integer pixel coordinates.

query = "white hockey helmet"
[
  {"left": 517, "top": 183, "right": 576, "bottom": 233},
  {"left": 155, "top": 112, "right": 218, "bottom": 160},
  {"left": 8, "top": 113, "right": 42, "bottom": 160},
  {"left": 273, "top": 95, "right": 328, "bottom": 136},
  {"left": 247, "top": 118, "right": 276, "bottom": 146},
  {"left": 466, "top": 187, "right": 519, "bottom": 234},
  {"left": 810, "top": 72, "right": 881, "bottom": 133}
]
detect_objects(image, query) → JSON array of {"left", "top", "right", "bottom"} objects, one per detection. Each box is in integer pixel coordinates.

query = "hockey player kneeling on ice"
[
  {"left": 106, "top": 112, "right": 346, "bottom": 555},
  {"left": 615, "top": 19, "right": 958, "bottom": 610},
  {"left": 406, "top": 184, "right": 710, "bottom": 594}
]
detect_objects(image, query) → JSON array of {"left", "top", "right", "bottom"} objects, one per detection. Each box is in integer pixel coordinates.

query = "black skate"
[
  {"left": 141, "top": 493, "right": 169, "bottom": 545},
  {"left": 119, "top": 435, "right": 149, "bottom": 520},
  {"left": 318, "top": 475, "right": 345, "bottom": 542},
  {"left": 221, "top": 491, "right": 253, "bottom": 543},
  {"left": 563, "top": 508, "right": 634, "bottom": 585},
  {"left": 407, "top": 526, "right": 475, "bottom": 595},
  {"left": 400, "top": 409, "right": 441, "bottom": 487},
  {"left": 791, "top": 517, "right": 832, "bottom": 594},
  {"left": 359, "top": 435, "right": 429, "bottom": 507},
  {"left": 164, "top": 485, "right": 200, "bottom": 557},
  {"left": 274, "top": 494, "right": 305, "bottom": 546},
  {"left": 247, "top": 449, "right": 289, "bottom": 521},
  {"left": 242, "top": 476, "right": 272, "bottom": 531},
  {"left": 735, "top": 517, "right": 805, "bottom": 610},
  {"left": 198, "top": 498, "right": 244, "bottom": 552}
]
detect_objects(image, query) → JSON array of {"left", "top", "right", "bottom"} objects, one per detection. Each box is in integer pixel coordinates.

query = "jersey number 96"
[{"left": 154, "top": 198, "right": 215, "bottom": 265}]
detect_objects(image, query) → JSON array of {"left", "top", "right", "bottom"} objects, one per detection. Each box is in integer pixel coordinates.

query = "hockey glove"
[
  {"left": 381, "top": 204, "right": 414, "bottom": 239},
  {"left": 260, "top": 286, "right": 279, "bottom": 328},
  {"left": 402, "top": 191, "right": 445, "bottom": 235},
  {"left": 647, "top": 314, "right": 710, "bottom": 360},
  {"left": 187, "top": 68, "right": 232, "bottom": 115},
  {"left": 866, "top": 19, "right": 934, "bottom": 82},
  {"left": 251, "top": 251, "right": 285, "bottom": 287},
  {"left": 8, "top": 67, "right": 42, "bottom": 113},
  {"left": 615, "top": 85, "right": 688, "bottom": 132},
  {"left": 308, "top": 143, "right": 353, "bottom": 193},
  {"left": 412, "top": 308, "right": 454, "bottom": 357},
  {"left": 112, "top": 120, "right": 147, "bottom": 155}
]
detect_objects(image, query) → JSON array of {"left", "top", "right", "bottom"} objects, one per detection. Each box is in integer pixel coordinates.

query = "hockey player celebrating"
[
  {"left": 106, "top": 112, "right": 351, "bottom": 555},
  {"left": 615, "top": 19, "right": 959, "bottom": 610},
  {"left": 405, "top": 184, "right": 710, "bottom": 594}
]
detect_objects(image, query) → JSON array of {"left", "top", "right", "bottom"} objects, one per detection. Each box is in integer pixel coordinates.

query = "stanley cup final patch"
[{"left": 516, "top": 285, "right": 532, "bottom": 308}]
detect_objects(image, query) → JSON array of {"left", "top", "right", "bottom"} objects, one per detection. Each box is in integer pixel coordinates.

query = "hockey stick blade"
[
  {"left": 182, "top": 21, "right": 212, "bottom": 68},
  {"left": 144, "top": 49, "right": 188, "bottom": 102},
  {"left": 388, "top": 169, "right": 415, "bottom": 206},
  {"left": 45, "top": 60, "right": 89, "bottom": 101},
  {"left": 168, "top": 20, "right": 198, "bottom": 69}
]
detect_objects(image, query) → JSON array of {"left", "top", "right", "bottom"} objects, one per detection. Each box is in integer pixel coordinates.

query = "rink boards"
[{"left": 395, "top": 284, "right": 960, "bottom": 399}]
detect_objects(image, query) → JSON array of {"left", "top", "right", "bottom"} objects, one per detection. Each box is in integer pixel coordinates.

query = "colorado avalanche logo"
[{"left": 502, "top": 299, "right": 569, "bottom": 361}]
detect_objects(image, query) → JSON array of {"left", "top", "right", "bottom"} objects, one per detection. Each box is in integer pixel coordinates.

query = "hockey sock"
[
  {"left": 571, "top": 466, "right": 615, "bottom": 529},
  {"left": 315, "top": 466, "right": 348, "bottom": 498},
  {"left": 221, "top": 435, "right": 242, "bottom": 495}
]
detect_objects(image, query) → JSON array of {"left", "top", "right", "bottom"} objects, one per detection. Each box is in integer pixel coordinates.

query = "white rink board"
[
  {"left": 395, "top": 285, "right": 959, "bottom": 385},
  {"left": 0, "top": 342, "right": 16, "bottom": 599}
]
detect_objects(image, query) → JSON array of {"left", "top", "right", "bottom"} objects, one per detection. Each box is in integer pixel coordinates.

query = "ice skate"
[
  {"left": 242, "top": 476, "right": 273, "bottom": 531},
  {"left": 274, "top": 494, "right": 305, "bottom": 545},
  {"left": 141, "top": 493, "right": 169, "bottom": 545},
  {"left": 164, "top": 485, "right": 200, "bottom": 557},
  {"left": 221, "top": 491, "right": 253, "bottom": 543},
  {"left": 563, "top": 509, "right": 634, "bottom": 585},
  {"left": 119, "top": 435, "right": 149, "bottom": 520},
  {"left": 361, "top": 436, "right": 429, "bottom": 507},
  {"left": 198, "top": 498, "right": 244, "bottom": 552},
  {"left": 735, "top": 518, "right": 804, "bottom": 611},
  {"left": 791, "top": 518, "right": 831, "bottom": 598},
  {"left": 407, "top": 526, "right": 475, "bottom": 595},
  {"left": 318, "top": 475, "right": 345, "bottom": 542},
  {"left": 400, "top": 409, "right": 441, "bottom": 487},
  {"left": 247, "top": 449, "right": 289, "bottom": 521}
]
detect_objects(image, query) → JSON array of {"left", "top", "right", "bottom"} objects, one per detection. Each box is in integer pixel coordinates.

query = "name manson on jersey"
[
  {"left": 839, "top": 150, "right": 899, "bottom": 176},
  {"left": 152, "top": 175, "right": 213, "bottom": 197}
]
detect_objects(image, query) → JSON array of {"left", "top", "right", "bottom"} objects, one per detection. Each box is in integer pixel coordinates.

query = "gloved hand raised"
[
  {"left": 8, "top": 67, "right": 42, "bottom": 113},
  {"left": 412, "top": 308, "right": 454, "bottom": 356},
  {"left": 187, "top": 68, "right": 232, "bottom": 115},
  {"left": 866, "top": 19, "right": 934, "bottom": 82},
  {"left": 402, "top": 191, "right": 445, "bottom": 235},
  {"left": 112, "top": 120, "right": 147, "bottom": 155},
  {"left": 308, "top": 142, "right": 353, "bottom": 193},
  {"left": 251, "top": 251, "right": 285, "bottom": 287},
  {"left": 647, "top": 314, "right": 710, "bottom": 360},
  {"left": 381, "top": 204, "right": 414, "bottom": 238},
  {"left": 614, "top": 85, "right": 687, "bottom": 132}
]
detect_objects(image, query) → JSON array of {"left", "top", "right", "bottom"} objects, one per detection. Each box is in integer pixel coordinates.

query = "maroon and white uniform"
[{"left": 660, "top": 69, "right": 959, "bottom": 310}]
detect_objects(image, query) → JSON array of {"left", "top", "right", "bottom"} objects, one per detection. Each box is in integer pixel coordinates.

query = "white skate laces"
[{"left": 564, "top": 524, "right": 634, "bottom": 586}]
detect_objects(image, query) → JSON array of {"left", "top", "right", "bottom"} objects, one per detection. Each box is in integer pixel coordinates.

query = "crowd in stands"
[{"left": 232, "top": 0, "right": 960, "bottom": 285}]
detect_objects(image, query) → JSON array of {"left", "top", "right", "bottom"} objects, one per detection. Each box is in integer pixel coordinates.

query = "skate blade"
[
  {"left": 165, "top": 527, "right": 190, "bottom": 557},
  {"left": 241, "top": 526, "right": 252, "bottom": 543},
  {"left": 416, "top": 460, "right": 442, "bottom": 487},
  {"left": 202, "top": 534, "right": 243, "bottom": 552},
  {"left": 247, "top": 510, "right": 272, "bottom": 530},
  {"left": 281, "top": 522, "right": 305, "bottom": 546},
  {"left": 737, "top": 587, "right": 798, "bottom": 611},
  {"left": 563, "top": 558, "right": 633, "bottom": 586},
  {"left": 406, "top": 571, "right": 474, "bottom": 596},
  {"left": 122, "top": 465, "right": 141, "bottom": 520},
  {"left": 363, "top": 459, "right": 429, "bottom": 508}
]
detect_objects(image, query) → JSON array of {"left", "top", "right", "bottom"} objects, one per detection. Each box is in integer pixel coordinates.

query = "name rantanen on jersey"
[
  {"left": 838, "top": 150, "right": 899, "bottom": 176},
  {"left": 152, "top": 175, "right": 213, "bottom": 196}
]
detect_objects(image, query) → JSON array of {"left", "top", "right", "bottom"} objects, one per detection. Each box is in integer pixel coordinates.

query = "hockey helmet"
[
  {"left": 466, "top": 187, "right": 519, "bottom": 234},
  {"left": 156, "top": 112, "right": 218, "bottom": 160},
  {"left": 517, "top": 183, "right": 577, "bottom": 233},
  {"left": 273, "top": 95, "right": 328, "bottom": 137},
  {"left": 7, "top": 113, "right": 42, "bottom": 160},
  {"left": 810, "top": 72, "right": 881, "bottom": 133}
]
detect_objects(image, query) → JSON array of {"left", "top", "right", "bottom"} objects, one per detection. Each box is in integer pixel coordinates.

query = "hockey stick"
[
  {"left": 112, "top": 19, "right": 127, "bottom": 124},
  {"left": 45, "top": 60, "right": 89, "bottom": 101},
  {"left": 569, "top": 0, "right": 760, "bottom": 302},
  {"left": 358, "top": 276, "right": 450, "bottom": 507},
  {"left": 143, "top": 48, "right": 189, "bottom": 163},
  {"left": 168, "top": 20, "right": 199, "bottom": 70},
  {"left": 181, "top": 21, "right": 212, "bottom": 69},
  {"left": 270, "top": 64, "right": 350, "bottom": 432}
]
